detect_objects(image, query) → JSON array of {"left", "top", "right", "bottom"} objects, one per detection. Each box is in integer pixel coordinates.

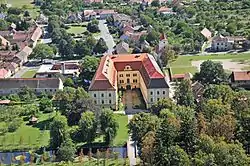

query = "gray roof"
[{"left": 0, "top": 78, "right": 61, "bottom": 89}]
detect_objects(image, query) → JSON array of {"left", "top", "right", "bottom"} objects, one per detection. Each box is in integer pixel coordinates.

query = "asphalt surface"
[{"left": 98, "top": 20, "right": 115, "bottom": 54}]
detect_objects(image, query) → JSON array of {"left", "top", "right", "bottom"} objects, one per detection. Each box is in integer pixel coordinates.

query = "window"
[
  {"left": 94, "top": 100, "right": 97, "bottom": 104},
  {"left": 109, "top": 93, "right": 111, "bottom": 97},
  {"left": 101, "top": 93, "right": 104, "bottom": 97},
  {"left": 126, "top": 74, "right": 130, "bottom": 77},
  {"left": 94, "top": 94, "right": 96, "bottom": 97},
  {"left": 120, "top": 80, "right": 124, "bottom": 83},
  {"left": 157, "top": 98, "right": 160, "bottom": 101},
  {"left": 133, "top": 73, "right": 137, "bottom": 77},
  {"left": 109, "top": 100, "right": 112, "bottom": 104},
  {"left": 50, "top": 89, "right": 52, "bottom": 92},
  {"left": 163, "top": 91, "right": 165, "bottom": 95},
  {"left": 102, "top": 100, "right": 104, "bottom": 104},
  {"left": 151, "top": 98, "right": 153, "bottom": 102},
  {"left": 150, "top": 91, "right": 153, "bottom": 95},
  {"left": 133, "top": 79, "right": 137, "bottom": 83},
  {"left": 119, "top": 74, "right": 123, "bottom": 77},
  {"left": 157, "top": 91, "right": 159, "bottom": 95}
]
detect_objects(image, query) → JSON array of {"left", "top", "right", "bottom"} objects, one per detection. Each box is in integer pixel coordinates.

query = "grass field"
[
  {"left": 113, "top": 114, "right": 128, "bottom": 146},
  {"left": 67, "top": 26, "right": 87, "bottom": 35},
  {"left": 21, "top": 70, "right": 37, "bottom": 78},
  {"left": 7, "top": 0, "right": 33, "bottom": 7},
  {"left": 170, "top": 53, "right": 250, "bottom": 74},
  {"left": 0, "top": 112, "right": 55, "bottom": 151}
]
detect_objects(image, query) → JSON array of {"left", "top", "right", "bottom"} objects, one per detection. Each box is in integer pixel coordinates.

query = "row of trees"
[{"left": 128, "top": 60, "right": 250, "bottom": 165}]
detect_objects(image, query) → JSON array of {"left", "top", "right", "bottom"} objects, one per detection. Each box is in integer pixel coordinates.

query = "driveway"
[
  {"left": 98, "top": 20, "right": 115, "bottom": 54},
  {"left": 127, "top": 115, "right": 137, "bottom": 166}
]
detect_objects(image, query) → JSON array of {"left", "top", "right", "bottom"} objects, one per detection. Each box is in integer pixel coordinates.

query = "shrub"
[
  {"left": 8, "top": 119, "right": 22, "bottom": 132},
  {"left": 0, "top": 122, "right": 8, "bottom": 135}
]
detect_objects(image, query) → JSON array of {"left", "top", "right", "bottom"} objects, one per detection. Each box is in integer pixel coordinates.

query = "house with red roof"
[
  {"left": 230, "top": 71, "right": 250, "bottom": 89},
  {"left": 158, "top": 7, "right": 175, "bottom": 15},
  {"left": 0, "top": 68, "right": 11, "bottom": 78},
  {"left": 89, "top": 53, "right": 170, "bottom": 109},
  {"left": 84, "top": 0, "right": 103, "bottom": 4}
]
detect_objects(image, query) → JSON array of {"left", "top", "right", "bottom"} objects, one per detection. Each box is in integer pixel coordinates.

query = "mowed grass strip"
[
  {"left": 21, "top": 70, "right": 37, "bottom": 78},
  {"left": 113, "top": 114, "right": 128, "bottom": 146},
  {"left": 67, "top": 26, "right": 87, "bottom": 35},
  {"left": 170, "top": 53, "right": 250, "bottom": 74},
  {"left": 7, "top": 0, "right": 33, "bottom": 7}
]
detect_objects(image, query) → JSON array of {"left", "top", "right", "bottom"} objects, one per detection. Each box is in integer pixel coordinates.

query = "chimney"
[{"left": 61, "top": 62, "right": 65, "bottom": 75}]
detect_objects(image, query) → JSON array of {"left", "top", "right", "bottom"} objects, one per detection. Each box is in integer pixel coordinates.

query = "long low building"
[
  {"left": 88, "top": 53, "right": 170, "bottom": 110},
  {"left": 0, "top": 78, "right": 63, "bottom": 95}
]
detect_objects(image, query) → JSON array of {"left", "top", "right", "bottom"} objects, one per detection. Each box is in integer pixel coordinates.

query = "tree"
[
  {"left": 141, "top": 131, "right": 156, "bottom": 165},
  {"left": 31, "top": 44, "right": 54, "bottom": 61},
  {"left": 50, "top": 114, "right": 69, "bottom": 149},
  {"left": 18, "top": 86, "right": 36, "bottom": 102},
  {"left": 151, "top": 0, "right": 160, "bottom": 7},
  {"left": 24, "top": 10, "right": 30, "bottom": 17},
  {"left": 160, "top": 45, "right": 177, "bottom": 67},
  {"left": 203, "top": 84, "right": 234, "bottom": 104},
  {"left": 174, "top": 80, "right": 195, "bottom": 108},
  {"left": 80, "top": 56, "right": 100, "bottom": 81},
  {"left": 39, "top": 97, "right": 53, "bottom": 112},
  {"left": 194, "top": 135, "right": 250, "bottom": 166},
  {"left": 78, "top": 111, "right": 97, "bottom": 144},
  {"left": 57, "top": 138, "right": 76, "bottom": 162},
  {"left": 208, "top": 114, "right": 236, "bottom": 141},
  {"left": 99, "top": 109, "right": 118, "bottom": 144},
  {"left": 64, "top": 78, "right": 74, "bottom": 87},
  {"left": 201, "top": 99, "right": 231, "bottom": 122},
  {"left": 0, "top": 19, "right": 8, "bottom": 30},
  {"left": 93, "top": 38, "right": 108, "bottom": 54},
  {"left": 146, "top": 30, "right": 159, "bottom": 46},
  {"left": 151, "top": 98, "right": 176, "bottom": 116},
  {"left": 193, "top": 60, "right": 227, "bottom": 84},
  {"left": 128, "top": 113, "right": 160, "bottom": 148},
  {"left": 7, "top": 7, "right": 22, "bottom": 15}
]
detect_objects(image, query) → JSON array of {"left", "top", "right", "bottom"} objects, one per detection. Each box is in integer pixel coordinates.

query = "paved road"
[
  {"left": 98, "top": 20, "right": 115, "bottom": 54},
  {"left": 127, "top": 115, "right": 137, "bottom": 166}
]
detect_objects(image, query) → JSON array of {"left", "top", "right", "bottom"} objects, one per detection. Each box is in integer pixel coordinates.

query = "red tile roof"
[
  {"left": 0, "top": 68, "right": 9, "bottom": 78},
  {"left": 232, "top": 71, "right": 250, "bottom": 81},
  {"left": 89, "top": 53, "right": 167, "bottom": 90}
]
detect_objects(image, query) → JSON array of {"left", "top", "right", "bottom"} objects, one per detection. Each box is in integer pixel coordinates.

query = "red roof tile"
[{"left": 232, "top": 71, "right": 250, "bottom": 81}]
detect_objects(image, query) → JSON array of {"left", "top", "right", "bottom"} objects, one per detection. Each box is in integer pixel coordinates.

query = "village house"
[
  {"left": 230, "top": 71, "right": 250, "bottom": 89},
  {"left": 211, "top": 35, "right": 246, "bottom": 52},
  {"left": 36, "top": 62, "right": 80, "bottom": 78},
  {"left": 114, "top": 41, "right": 130, "bottom": 54},
  {"left": 83, "top": 9, "right": 116, "bottom": 20},
  {"left": 113, "top": 14, "right": 133, "bottom": 28},
  {"left": 158, "top": 7, "right": 175, "bottom": 15},
  {"left": 0, "top": 68, "right": 11, "bottom": 78},
  {"left": 67, "top": 12, "right": 82, "bottom": 23},
  {"left": 88, "top": 53, "right": 170, "bottom": 110},
  {"left": 200, "top": 28, "right": 212, "bottom": 40},
  {"left": 120, "top": 31, "right": 147, "bottom": 42},
  {"left": 0, "top": 78, "right": 64, "bottom": 95}
]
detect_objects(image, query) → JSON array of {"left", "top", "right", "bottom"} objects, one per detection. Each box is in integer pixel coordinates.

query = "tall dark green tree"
[
  {"left": 50, "top": 114, "right": 69, "bottom": 149},
  {"left": 194, "top": 60, "right": 227, "bottom": 84},
  {"left": 78, "top": 111, "right": 97, "bottom": 144},
  {"left": 99, "top": 109, "right": 118, "bottom": 145},
  {"left": 93, "top": 38, "right": 108, "bottom": 54},
  {"left": 174, "top": 80, "right": 195, "bottom": 108}
]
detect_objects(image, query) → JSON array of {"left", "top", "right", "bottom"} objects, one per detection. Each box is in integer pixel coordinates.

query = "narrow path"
[
  {"left": 127, "top": 115, "right": 137, "bottom": 166},
  {"left": 98, "top": 20, "right": 115, "bottom": 54}
]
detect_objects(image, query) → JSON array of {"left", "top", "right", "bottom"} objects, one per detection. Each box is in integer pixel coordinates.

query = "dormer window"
[{"left": 124, "top": 65, "right": 132, "bottom": 71}]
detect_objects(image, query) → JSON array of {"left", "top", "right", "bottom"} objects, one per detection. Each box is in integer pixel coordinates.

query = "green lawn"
[
  {"left": 94, "top": 114, "right": 128, "bottom": 146},
  {"left": 7, "top": 0, "right": 33, "bottom": 7},
  {"left": 113, "top": 114, "right": 128, "bottom": 146},
  {"left": 67, "top": 26, "right": 87, "bottom": 35},
  {"left": 0, "top": 112, "right": 55, "bottom": 151},
  {"left": 21, "top": 70, "right": 37, "bottom": 78},
  {"left": 170, "top": 53, "right": 250, "bottom": 74}
]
